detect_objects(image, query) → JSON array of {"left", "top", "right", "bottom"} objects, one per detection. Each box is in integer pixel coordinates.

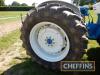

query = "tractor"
[{"left": 20, "top": 0, "right": 100, "bottom": 71}]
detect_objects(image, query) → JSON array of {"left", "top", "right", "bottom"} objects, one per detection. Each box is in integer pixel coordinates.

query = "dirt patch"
[
  {"left": 0, "top": 40, "right": 28, "bottom": 74},
  {"left": 0, "top": 21, "right": 22, "bottom": 37}
]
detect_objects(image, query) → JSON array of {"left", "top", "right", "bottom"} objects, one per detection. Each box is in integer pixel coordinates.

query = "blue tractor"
[
  {"left": 80, "top": 0, "right": 100, "bottom": 44},
  {"left": 20, "top": 0, "right": 100, "bottom": 71}
]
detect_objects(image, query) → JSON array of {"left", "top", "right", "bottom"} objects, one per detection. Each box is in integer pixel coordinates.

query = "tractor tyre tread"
[{"left": 20, "top": 3, "right": 88, "bottom": 71}]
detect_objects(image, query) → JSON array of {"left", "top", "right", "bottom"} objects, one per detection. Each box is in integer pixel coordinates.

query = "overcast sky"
[{"left": 5, "top": 0, "right": 72, "bottom": 6}]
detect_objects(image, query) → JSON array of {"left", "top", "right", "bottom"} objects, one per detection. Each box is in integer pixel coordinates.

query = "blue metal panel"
[
  {"left": 80, "top": 7, "right": 89, "bottom": 16},
  {"left": 87, "top": 22, "right": 100, "bottom": 39},
  {"left": 96, "top": 26, "right": 100, "bottom": 38},
  {"left": 87, "top": 23, "right": 98, "bottom": 39}
]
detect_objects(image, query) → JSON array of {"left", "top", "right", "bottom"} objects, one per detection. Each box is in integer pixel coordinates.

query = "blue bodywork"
[
  {"left": 80, "top": 1, "right": 100, "bottom": 40},
  {"left": 86, "top": 14, "right": 100, "bottom": 40},
  {"left": 80, "top": 6, "right": 89, "bottom": 16},
  {"left": 87, "top": 22, "right": 100, "bottom": 40}
]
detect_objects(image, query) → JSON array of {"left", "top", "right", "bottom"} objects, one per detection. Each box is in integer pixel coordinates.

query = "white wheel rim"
[{"left": 29, "top": 22, "right": 70, "bottom": 62}]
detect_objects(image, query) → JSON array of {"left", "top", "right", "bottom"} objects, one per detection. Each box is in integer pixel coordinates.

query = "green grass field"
[
  {"left": 0, "top": 11, "right": 27, "bottom": 24},
  {"left": 0, "top": 29, "right": 20, "bottom": 50}
]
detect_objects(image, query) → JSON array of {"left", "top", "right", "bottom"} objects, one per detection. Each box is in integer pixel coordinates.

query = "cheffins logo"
[{"left": 61, "top": 61, "right": 95, "bottom": 71}]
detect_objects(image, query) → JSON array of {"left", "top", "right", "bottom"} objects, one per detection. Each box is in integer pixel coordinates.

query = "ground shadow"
[
  {"left": 1, "top": 58, "right": 75, "bottom": 75},
  {"left": 1, "top": 47, "right": 100, "bottom": 75},
  {"left": 78, "top": 47, "right": 100, "bottom": 75},
  {"left": 86, "top": 47, "right": 100, "bottom": 75}
]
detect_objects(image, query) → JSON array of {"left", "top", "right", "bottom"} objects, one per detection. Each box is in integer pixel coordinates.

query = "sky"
[{"left": 5, "top": 0, "right": 72, "bottom": 6}]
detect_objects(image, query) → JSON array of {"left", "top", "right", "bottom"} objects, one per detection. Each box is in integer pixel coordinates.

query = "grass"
[
  {"left": 0, "top": 11, "right": 27, "bottom": 24},
  {"left": 7, "top": 47, "right": 29, "bottom": 66},
  {"left": 88, "top": 40, "right": 99, "bottom": 49},
  {"left": 0, "top": 29, "right": 20, "bottom": 50}
]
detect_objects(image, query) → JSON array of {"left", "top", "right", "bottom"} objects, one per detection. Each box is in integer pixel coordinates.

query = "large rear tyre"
[{"left": 21, "top": 3, "right": 88, "bottom": 71}]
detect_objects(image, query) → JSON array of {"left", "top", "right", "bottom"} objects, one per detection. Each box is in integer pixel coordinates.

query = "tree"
[
  {"left": 0, "top": 0, "right": 5, "bottom": 6},
  {"left": 11, "top": 1, "right": 20, "bottom": 6},
  {"left": 21, "top": 3, "right": 28, "bottom": 6},
  {"left": 80, "top": 0, "right": 97, "bottom": 6}
]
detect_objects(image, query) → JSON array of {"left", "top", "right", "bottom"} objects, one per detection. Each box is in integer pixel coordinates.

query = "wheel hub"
[
  {"left": 46, "top": 37, "right": 54, "bottom": 46},
  {"left": 30, "top": 22, "right": 70, "bottom": 62},
  {"left": 47, "top": 38, "right": 53, "bottom": 45},
  {"left": 37, "top": 26, "right": 66, "bottom": 54}
]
